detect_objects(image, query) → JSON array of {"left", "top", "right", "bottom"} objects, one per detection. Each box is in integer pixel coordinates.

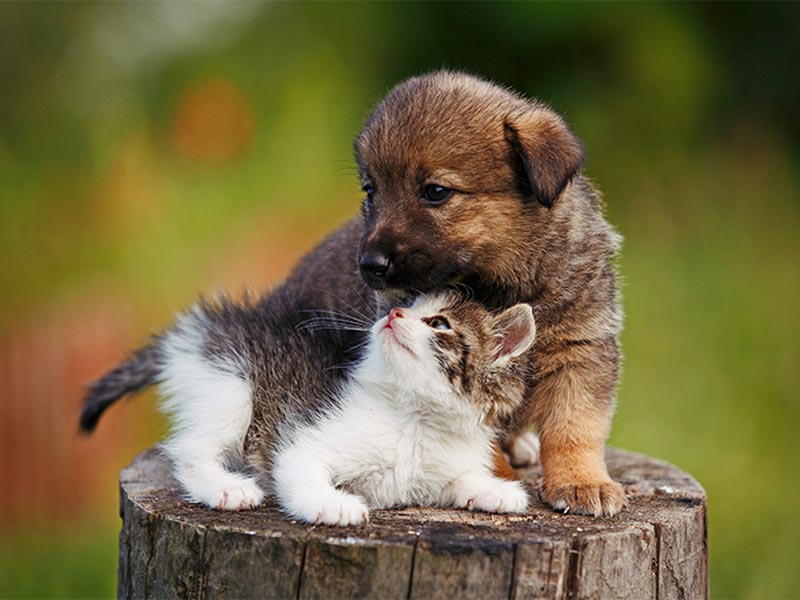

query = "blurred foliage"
[
  {"left": 0, "top": 522, "right": 117, "bottom": 599},
  {"left": 1, "top": 2, "right": 798, "bottom": 598}
]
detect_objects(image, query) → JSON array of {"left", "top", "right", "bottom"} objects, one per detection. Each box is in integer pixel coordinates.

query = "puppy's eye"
[
  {"left": 424, "top": 316, "right": 451, "bottom": 331},
  {"left": 422, "top": 184, "right": 452, "bottom": 206},
  {"left": 362, "top": 184, "right": 376, "bottom": 208}
]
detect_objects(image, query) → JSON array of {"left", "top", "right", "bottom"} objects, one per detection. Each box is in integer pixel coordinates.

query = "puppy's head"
[{"left": 354, "top": 70, "right": 584, "bottom": 295}]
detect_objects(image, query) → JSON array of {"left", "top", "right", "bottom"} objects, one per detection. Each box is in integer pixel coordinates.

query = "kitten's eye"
[
  {"left": 424, "top": 316, "right": 451, "bottom": 331},
  {"left": 422, "top": 184, "right": 452, "bottom": 206}
]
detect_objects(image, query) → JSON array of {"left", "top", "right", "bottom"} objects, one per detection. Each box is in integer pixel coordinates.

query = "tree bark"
[{"left": 118, "top": 447, "right": 707, "bottom": 599}]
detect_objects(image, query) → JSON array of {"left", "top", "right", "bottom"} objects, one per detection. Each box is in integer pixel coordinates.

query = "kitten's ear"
[
  {"left": 493, "top": 304, "right": 536, "bottom": 363},
  {"left": 504, "top": 104, "right": 584, "bottom": 208}
]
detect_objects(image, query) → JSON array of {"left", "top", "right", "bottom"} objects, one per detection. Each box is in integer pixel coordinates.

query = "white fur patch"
[
  {"left": 158, "top": 307, "right": 264, "bottom": 510},
  {"left": 456, "top": 475, "right": 529, "bottom": 514}
]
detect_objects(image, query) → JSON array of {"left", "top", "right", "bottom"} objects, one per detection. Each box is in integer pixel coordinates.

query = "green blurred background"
[{"left": 1, "top": 2, "right": 798, "bottom": 597}]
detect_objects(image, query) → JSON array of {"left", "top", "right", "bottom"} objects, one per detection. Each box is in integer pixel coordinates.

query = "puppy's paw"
[
  {"left": 314, "top": 493, "right": 369, "bottom": 526},
  {"left": 465, "top": 481, "right": 529, "bottom": 514},
  {"left": 541, "top": 479, "right": 627, "bottom": 517},
  {"left": 508, "top": 431, "right": 540, "bottom": 467},
  {"left": 209, "top": 477, "right": 265, "bottom": 511}
]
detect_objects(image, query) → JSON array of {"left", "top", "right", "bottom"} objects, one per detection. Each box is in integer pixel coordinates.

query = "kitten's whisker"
[
  {"left": 403, "top": 287, "right": 427, "bottom": 302},
  {"left": 295, "top": 313, "right": 373, "bottom": 330},
  {"left": 306, "top": 289, "right": 375, "bottom": 323},
  {"left": 297, "top": 308, "right": 373, "bottom": 327},
  {"left": 450, "top": 282, "right": 475, "bottom": 302},
  {"left": 301, "top": 310, "right": 374, "bottom": 327},
  {"left": 296, "top": 315, "right": 370, "bottom": 327},
  {"left": 294, "top": 310, "right": 370, "bottom": 323},
  {"left": 298, "top": 326, "right": 369, "bottom": 334},
  {"left": 297, "top": 326, "right": 370, "bottom": 335},
  {"left": 297, "top": 323, "right": 371, "bottom": 334},
  {"left": 343, "top": 339, "right": 372, "bottom": 355}
]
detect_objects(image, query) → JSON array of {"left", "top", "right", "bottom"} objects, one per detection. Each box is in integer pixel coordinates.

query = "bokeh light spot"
[{"left": 170, "top": 78, "right": 255, "bottom": 164}]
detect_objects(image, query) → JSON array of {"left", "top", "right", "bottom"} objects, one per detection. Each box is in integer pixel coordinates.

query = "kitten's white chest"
[{"left": 331, "top": 393, "right": 489, "bottom": 509}]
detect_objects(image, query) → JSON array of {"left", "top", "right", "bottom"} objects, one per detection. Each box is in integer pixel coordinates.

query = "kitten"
[
  {"left": 83, "top": 292, "right": 536, "bottom": 524},
  {"left": 272, "top": 293, "right": 535, "bottom": 525}
]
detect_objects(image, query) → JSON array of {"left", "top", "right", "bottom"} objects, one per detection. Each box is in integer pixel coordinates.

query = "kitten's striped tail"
[{"left": 79, "top": 340, "right": 162, "bottom": 433}]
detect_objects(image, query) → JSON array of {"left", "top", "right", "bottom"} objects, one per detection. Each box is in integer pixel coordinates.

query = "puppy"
[
  {"left": 350, "top": 71, "right": 626, "bottom": 516},
  {"left": 83, "top": 70, "right": 626, "bottom": 517}
]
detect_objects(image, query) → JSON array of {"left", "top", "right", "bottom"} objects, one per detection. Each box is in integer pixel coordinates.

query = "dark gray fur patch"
[{"left": 429, "top": 325, "right": 470, "bottom": 388}]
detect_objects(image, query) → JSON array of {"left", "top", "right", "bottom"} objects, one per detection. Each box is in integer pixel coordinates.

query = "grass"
[
  {"left": 0, "top": 523, "right": 118, "bottom": 599},
  {"left": 606, "top": 145, "right": 800, "bottom": 597}
]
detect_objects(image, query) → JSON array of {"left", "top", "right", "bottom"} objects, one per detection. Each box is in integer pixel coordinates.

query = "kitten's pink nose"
[{"left": 387, "top": 308, "right": 404, "bottom": 326}]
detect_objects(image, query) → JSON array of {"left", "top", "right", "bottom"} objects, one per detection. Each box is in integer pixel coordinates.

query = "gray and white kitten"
[{"left": 82, "top": 292, "right": 536, "bottom": 525}]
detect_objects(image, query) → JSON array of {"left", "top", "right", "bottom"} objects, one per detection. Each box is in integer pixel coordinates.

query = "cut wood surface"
[{"left": 118, "top": 447, "right": 707, "bottom": 599}]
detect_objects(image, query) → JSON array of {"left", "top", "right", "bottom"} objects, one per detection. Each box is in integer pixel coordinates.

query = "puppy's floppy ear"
[
  {"left": 492, "top": 303, "right": 536, "bottom": 363},
  {"left": 504, "top": 104, "right": 584, "bottom": 208}
]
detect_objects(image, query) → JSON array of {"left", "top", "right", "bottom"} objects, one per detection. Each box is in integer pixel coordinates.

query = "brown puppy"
[
  {"left": 350, "top": 71, "right": 625, "bottom": 516},
  {"left": 82, "top": 70, "right": 626, "bottom": 517}
]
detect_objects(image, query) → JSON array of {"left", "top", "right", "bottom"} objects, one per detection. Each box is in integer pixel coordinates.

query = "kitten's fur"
[{"left": 92, "top": 291, "right": 536, "bottom": 524}]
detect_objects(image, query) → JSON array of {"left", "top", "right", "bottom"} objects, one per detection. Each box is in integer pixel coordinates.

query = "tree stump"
[{"left": 118, "top": 447, "right": 707, "bottom": 599}]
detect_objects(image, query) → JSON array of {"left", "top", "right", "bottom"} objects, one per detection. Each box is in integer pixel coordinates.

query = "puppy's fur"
[{"left": 83, "top": 70, "right": 625, "bottom": 517}]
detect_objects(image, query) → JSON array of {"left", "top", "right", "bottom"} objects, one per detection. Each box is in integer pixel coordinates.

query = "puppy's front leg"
[{"left": 529, "top": 358, "right": 627, "bottom": 517}]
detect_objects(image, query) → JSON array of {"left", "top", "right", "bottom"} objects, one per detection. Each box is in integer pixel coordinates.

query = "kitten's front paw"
[
  {"left": 541, "top": 479, "right": 627, "bottom": 517},
  {"left": 209, "top": 477, "right": 265, "bottom": 511},
  {"left": 314, "top": 493, "right": 369, "bottom": 526},
  {"left": 465, "top": 481, "right": 529, "bottom": 514}
]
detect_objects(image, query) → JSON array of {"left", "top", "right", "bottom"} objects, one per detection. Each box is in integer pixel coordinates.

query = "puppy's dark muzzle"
[{"left": 359, "top": 252, "right": 394, "bottom": 288}]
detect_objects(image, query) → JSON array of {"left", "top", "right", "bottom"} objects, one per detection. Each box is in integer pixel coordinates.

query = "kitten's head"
[{"left": 363, "top": 292, "right": 536, "bottom": 424}]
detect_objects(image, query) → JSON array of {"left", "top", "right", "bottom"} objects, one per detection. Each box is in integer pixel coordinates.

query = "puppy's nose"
[{"left": 359, "top": 251, "right": 393, "bottom": 285}]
